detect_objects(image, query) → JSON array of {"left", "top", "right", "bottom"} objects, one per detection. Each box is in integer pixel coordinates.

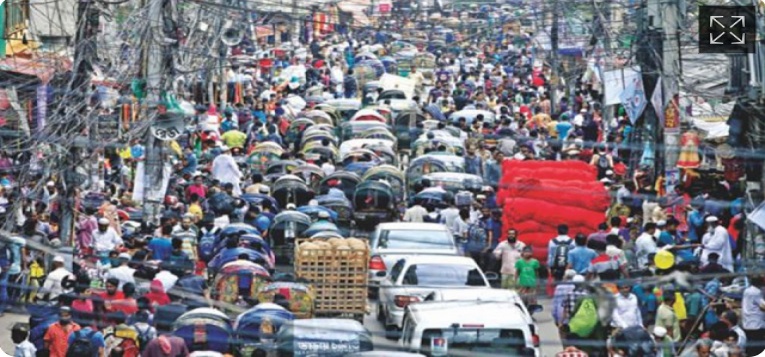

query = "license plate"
[{"left": 431, "top": 337, "right": 448, "bottom": 356}]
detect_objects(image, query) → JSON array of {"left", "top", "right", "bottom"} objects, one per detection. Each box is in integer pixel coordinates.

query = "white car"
[
  {"left": 399, "top": 301, "right": 540, "bottom": 356},
  {"left": 368, "top": 222, "right": 459, "bottom": 296},
  {"left": 377, "top": 255, "right": 495, "bottom": 337}
]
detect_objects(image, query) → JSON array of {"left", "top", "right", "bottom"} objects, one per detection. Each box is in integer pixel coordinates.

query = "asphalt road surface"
[{"left": 0, "top": 296, "right": 562, "bottom": 356}]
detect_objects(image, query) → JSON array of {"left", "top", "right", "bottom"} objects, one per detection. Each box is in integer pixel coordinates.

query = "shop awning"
[{"left": 0, "top": 56, "right": 71, "bottom": 84}]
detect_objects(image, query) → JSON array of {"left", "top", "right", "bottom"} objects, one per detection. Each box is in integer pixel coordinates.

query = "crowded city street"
[{"left": 0, "top": 0, "right": 762, "bottom": 355}]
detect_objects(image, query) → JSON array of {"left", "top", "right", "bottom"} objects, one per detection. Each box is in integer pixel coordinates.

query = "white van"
[{"left": 399, "top": 301, "right": 540, "bottom": 356}]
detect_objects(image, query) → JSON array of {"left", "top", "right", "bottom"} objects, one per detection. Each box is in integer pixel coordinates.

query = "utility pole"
[
  {"left": 60, "top": 0, "right": 99, "bottom": 246},
  {"left": 550, "top": 0, "right": 559, "bottom": 114},
  {"left": 661, "top": 0, "right": 681, "bottom": 171},
  {"left": 140, "top": 0, "right": 169, "bottom": 227}
]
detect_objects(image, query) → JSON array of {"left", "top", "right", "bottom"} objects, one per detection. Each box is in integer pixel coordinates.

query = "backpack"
[
  {"left": 134, "top": 325, "right": 153, "bottom": 352},
  {"left": 568, "top": 296, "right": 599, "bottom": 338},
  {"left": 466, "top": 224, "right": 489, "bottom": 253},
  {"left": 66, "top": 330, "right": 97, "bottom": 357},
  {"left": 551, "top": 238, "right": 571, "bottom": 269}
]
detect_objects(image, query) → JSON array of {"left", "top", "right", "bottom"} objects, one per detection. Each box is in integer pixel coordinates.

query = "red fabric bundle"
[{"left": 498, "top": 161, "right": 608, "bottom": 263}]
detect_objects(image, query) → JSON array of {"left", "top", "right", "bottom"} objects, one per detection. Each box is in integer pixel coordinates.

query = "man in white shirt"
[
  {"left": 635, "top": 222, "right": 658, "bottom": 267},
  {"left": 742, "top": 279, "right": 765, "bottom": 356},
  {"left": 211, "top": 146, "right": 243, "bottom": 197},
  {"left": 612, "top": 282, "right": 643, "bottom": 329},
  {"left": 37, "top": 256, "right": 73, "bottom": 302},
  {"left": 106, "top": 253, "right": 136, "bottom": 290},
  {"left": 701, "top": 216, "right": 734, "bottom": 272},
  {"left": 92, "top": 218, "right": 123, "bottom": 262},
  {"left": 439, "top": 199, "right": 460, "bottom": 233},
  {"left": 403, "top": 198, "right": 428, "bottom": 223}
]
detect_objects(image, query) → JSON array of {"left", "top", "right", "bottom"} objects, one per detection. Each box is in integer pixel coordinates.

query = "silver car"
[
  {"left": 377, "top": 255, "right": 492, "bottom": 338},
  {"left": 368, "top": 222, "right": 459, "bottom": 296}
]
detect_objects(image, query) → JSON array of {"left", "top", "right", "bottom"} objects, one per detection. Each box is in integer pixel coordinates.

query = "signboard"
[
  {"left": 293, "top": 339, "right": 360, "bottom": 356},
  {"left": 603, "top": 66, "right": 641, "bottom": 106},
  {"left": 96, "top": 113, "right": 122, "bottom": 141},
  {"left": 664, "top": 94, "right": 681, "bottom": 132},
  {"left": 379, "top": 1, "right": 391, "bottom": 12},
  {"left": 151, "top": 113, "right": 184, "bottom": 141},
  {"left": 619, "top": 75, "right": 647, "bottom": 124}
]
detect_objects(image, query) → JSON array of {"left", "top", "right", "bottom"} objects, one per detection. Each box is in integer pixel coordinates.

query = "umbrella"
[{"left": 284, "top": 95, "right": 306, "bottom": 112}]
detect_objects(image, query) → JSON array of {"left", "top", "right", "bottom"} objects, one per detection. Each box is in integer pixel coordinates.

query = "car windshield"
[
  {"left": 377, "top": 229, "right": 454, "bottom": 250},
  {"left": 401, "top": 264, "right": 486, "bottom": 287}
]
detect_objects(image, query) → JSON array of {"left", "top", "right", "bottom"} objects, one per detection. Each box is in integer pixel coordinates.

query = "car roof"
[
  {"left": 429, "top": 287, "right": 523, "bottom": 302},
  {"left": 377, "top": 222, "right": 449, "bottom": 231},
  {"left": 408, "top": 301, "right": 530, "bottom": 326},
  {"left": 401, "top": 255, "right": 480, "bottom": 266}
]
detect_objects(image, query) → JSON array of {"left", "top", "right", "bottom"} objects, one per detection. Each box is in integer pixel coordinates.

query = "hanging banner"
[
  {"left": 664, "top": 94, "right": 680, "bottom": 133},
  {"left": 619, "top": 75, "right": 647, "bottom": 124},
  {"left": 651, "top": 77, "right": 664, "bottom": 126}
]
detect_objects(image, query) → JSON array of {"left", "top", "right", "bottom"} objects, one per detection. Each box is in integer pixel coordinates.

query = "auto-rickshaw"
[
  {"left": 354, "top": 51, "right": 378, "bottom": 63},
  {"left": 353, "top": 180, "right": 397, "bottom": 229},
  {"left": 285, "top": 118, "right": 315, "bottom": 145},
  {"left": 255, "top": 283, "right": 315, "bottom": 319},
  {"left": 341, "top": 148, "right": 382, "bottom": 166},
  {"left": 300, "top": 126, "right": 338, "bottom": 148},
  {"left": 394, "top": 110, "right": 427, "bottom": 150},
  {"left": 292, "top": 164, "right": 325, "bottom": 191},
  {"left": 362, "top": 165, "right": 406, "bottom": 203},
  {"left": 271, "top": 175, "right": 315, "bottom": 208},
  {"left": 173, "top": 308, "right": 233, "bottom": 353},
  {"left": 350, "top": 109, "right": 387, "bottom": 123},
  {"left": 359, "top": 127, "right": 398, "bottom": 145},
  {"left": 234, "top": 303, "right": 295, "bottom": 357},
  {"left": 265, "top": 160, "right": 300, "bottom": 182},
  {"left": 211, "top": 261, "right": 271, "bottom": 307},
  {"left": 356, "top": 59, "right": 386, "bottom": 78},
  {"left": 276, "top": 319, "right": 374, "bottom": 356},
  {"left": 301, "top": 109, "right": 335, "bottom": 126},
  {"left": 339, "top": 138, "right": 396, "bottom": 162},
  {"left": 412, "top": 133, "right": 466, "bottom": 156},
  {"left": 319, "top": 171, "right": 361, "bottom": 200},
  {"left": 354, "top": 63, "right": 380, "bottom": 90},
  {"left": 269, "top": 211, "right": 312, "bottom": 263},
  {"left": 300, "top": 141, "right": 339, "bottom": 163},
  {"left": 248, "top": 142, "right": 285, "bottom": 174},
  {"left": 421, "top": 172, "right": 485, "bottom": 194},
  {"left": 406, "top": 154, "right": 466, "bottom": 194},
  {"left": 389, "top": 41, "right": 416, "bottom": 55},
  {"left": 315, "top": 195, "right": 353, "bottom": 234},
  {"left": 340, "top": 120, "right": 390, "bottom": 142},
  {"left": 322, "top": 99, "right": 362, "bottom": 122},
  {"left": 380, "top": 56, "right": 398, "bottom": 74}
]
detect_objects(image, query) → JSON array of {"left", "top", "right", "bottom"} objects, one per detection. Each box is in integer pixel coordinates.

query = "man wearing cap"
[
  {"left": 37, "top": 255, "right": 73, "bottom": 303},
  {"left": 92, "top": 218, "right": 123, "bottom": 264},
  {"left": 44, "top": 307, "right": 81, "bottom": 357},
  {"left": 701, "top": 216, "right": 733, "bottom": 272},
  {"left": 106, "top": 253, "right": 136, "bottom": 290},
  {"left": 652, "top": 326, "right": 674, "bottom": 357},
  {"left": 211, "top": 145, "right": 243, "bottom": 197}
]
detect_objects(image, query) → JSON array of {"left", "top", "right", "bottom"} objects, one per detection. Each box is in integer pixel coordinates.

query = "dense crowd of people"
[{"left": 0, "top": 4, "right": 753, "bottom": 357}]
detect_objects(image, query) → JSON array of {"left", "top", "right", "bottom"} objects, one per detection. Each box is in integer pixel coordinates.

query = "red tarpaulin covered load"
[{"left": 498, "top": 160, "right": 608, "bottom": 263}]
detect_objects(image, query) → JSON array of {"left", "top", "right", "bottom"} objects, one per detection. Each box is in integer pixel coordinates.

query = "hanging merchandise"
[{"left": 677, "top": 130, "right": 701, "bottom": 169}]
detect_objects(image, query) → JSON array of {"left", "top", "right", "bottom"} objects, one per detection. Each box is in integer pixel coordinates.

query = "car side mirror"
[
  {"left": 485, "top": 272, "right": 499, "bottom": 281},
  {"left": 376, "top": 271, "right": 387, "bottom": 278}
]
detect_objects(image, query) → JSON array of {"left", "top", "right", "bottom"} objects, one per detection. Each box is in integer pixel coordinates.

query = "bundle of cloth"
[{"left": 497, "top": 160, "right": 610, "bottom": 261}]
